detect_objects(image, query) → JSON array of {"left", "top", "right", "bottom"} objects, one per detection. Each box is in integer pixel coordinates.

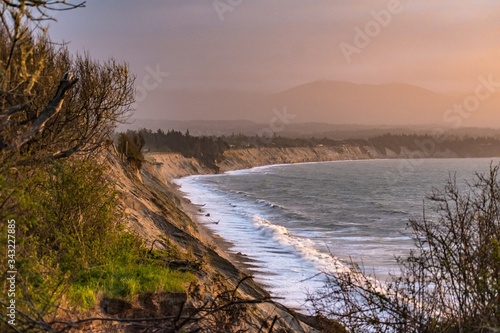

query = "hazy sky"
[{"left": 49, "top": 0, "right": 500, "bottom": 120}]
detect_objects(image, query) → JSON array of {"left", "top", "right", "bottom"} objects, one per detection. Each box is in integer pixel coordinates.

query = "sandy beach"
[{"left": 172, "top": 178, "right": 270, "bottom": 281}]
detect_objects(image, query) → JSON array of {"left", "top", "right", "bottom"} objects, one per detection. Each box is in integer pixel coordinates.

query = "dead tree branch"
[{"left": 6, "top": 71, "right": 78, "bottom": 150}]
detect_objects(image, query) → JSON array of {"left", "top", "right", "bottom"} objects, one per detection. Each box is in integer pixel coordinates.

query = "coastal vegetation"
[
  {"left": 117, "top": 131, "right": 146, "bottom": 169},
  {"left": 0, "top": 2, "right": 196, "bottom": 331},
  {"left": 0, "top": 2, "right": 321, "bottom": 332}
]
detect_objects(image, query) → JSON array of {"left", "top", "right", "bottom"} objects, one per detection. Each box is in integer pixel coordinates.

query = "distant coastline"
[
  {"left": 144, "top": 144, "right": 461, "bottom": 181},
  {"left": 140, "top": 146, "right": 500, "bottom": 330}
]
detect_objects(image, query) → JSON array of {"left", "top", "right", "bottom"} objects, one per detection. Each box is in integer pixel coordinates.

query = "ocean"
[{"left": 175, "top": 158, "right": 500, "bottom": 310}]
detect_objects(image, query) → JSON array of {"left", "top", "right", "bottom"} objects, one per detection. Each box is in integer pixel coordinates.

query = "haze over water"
[
  {"left": 177, "top": 158, "right": 500, "bottom": 309},
  {"left": 50, "top": 2, "right": 500, "bottom": 127}
]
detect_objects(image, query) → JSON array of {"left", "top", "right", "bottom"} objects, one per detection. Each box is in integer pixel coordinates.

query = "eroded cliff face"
[
  {"left": 145, "top": 145, "right": 383, "bottom": 180},
  {"left": 145, "top": 152, "right": 214, "bottom": 181},
  {"left": 104, "top": 152, "right": 333, "bottom": 333},
  {"left": 217, "top": 146, "right": 382, "bottom": 172},
  {"left": 145, "top": 144, "right": 458, "bottom": 180}
]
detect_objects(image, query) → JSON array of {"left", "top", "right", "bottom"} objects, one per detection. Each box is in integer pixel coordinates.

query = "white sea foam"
[
  {"left": 175, "top": 158, "right": 500, "bottom": 311},
  {"left": 250, "top": 216, "right": 350, "bottom": 274},
  {"left": 176, "top": 177, "right": 329, "bottom": 309}
]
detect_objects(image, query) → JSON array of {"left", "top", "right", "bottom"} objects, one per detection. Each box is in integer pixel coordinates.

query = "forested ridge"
[{"left": 120, "top": 129, "right": 500, "bottom": 171}]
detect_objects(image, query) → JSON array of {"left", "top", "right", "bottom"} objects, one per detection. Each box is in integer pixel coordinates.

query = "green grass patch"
[
  {"left": 2, "top": 159, "right": 198, "bottom": 316},
  {"left": 68, "top": 262, "right": 196, "bottom": 310}
]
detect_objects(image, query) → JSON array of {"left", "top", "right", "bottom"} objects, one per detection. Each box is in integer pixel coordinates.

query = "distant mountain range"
[
  {"left": 137, "top": 80, "right": 500, "bottom": 128},
  {"left": 244, "top": 81, "right": 453, "bottom": 125}
]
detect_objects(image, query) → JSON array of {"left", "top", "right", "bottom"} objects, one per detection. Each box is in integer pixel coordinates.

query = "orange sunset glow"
[{"left": 51, "top": 1, "right": 500, "bottom": 126}]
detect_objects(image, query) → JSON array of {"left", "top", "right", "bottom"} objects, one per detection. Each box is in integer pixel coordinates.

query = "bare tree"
[
  {"left": 1, "top": 1, "right": 85, "bottom": 20},
  {"left": 308, "top": 165, "right": 500, "bottom": 333},
  {"left": 1, "top": 1, "right": 85, "bottom": 74},
  {"left": 0, "top": 2, "right": 134, "bottom": 163}
]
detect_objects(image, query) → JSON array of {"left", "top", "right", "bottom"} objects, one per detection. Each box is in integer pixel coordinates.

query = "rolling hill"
[{"left": 147, "top": 80, "right": 500, "bottom": 128}]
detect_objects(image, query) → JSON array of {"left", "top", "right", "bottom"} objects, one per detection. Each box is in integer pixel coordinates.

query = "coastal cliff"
[
  {"left": 145, "top": 144, "right": 458, "bottom": 179},
  {"left": 108, "top": 150, "right": 344, "bottom": 332},
  {"left": 145, "top": 145, "right": 381, "bottom": 180},
  {"left": 109, "top": 144, "right": 459, "bottom": 332},
  {"left": 217, "top": 146, "right": 382, "bottom": 172}
]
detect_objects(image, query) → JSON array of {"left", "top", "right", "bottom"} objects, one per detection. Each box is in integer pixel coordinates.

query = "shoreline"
[
  {"left": 169, "top": 178, "right": 268, "bottom": 283},
  {"left": 172, "top": 177, "right": 310, "bottom": 309},
  {"left": 169, "top": 159, "right": 385, "bottom": 310},
  {"left": 144, "top": 149, "right": 499, "bottom": 310},
  {"left": 144, "top": 144, "right": 464, "bottom": 180}
]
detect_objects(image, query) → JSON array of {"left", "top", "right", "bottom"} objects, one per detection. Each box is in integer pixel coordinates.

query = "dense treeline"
[
  {"left": 220, "top": 133, "right": 345, "bottom": 148},
  {"left": 125, "top": 129, "right": 500, "bottom": 171},
  {"left": 133, "top": 128, "right": 228, "bottom": 170},
  {"left": 368, "top": 133, "right": 500, "bottom": 156}
]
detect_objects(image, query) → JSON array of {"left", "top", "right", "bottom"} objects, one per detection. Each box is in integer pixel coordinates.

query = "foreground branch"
[{"left": 3, "top": 71, "right": 78, "bottom": 151}]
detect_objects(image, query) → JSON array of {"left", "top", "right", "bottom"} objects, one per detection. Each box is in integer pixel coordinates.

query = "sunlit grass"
[{"left": 68, "top": 263, "right": 196, "bottom": 310}]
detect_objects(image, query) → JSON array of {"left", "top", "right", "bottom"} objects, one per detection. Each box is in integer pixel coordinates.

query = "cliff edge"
[
  {"left": 145, "top": 145, "right": 385, "bottom": 180},
  {"left": 106, "top": 150, "right": 344, "bottom": 332}
]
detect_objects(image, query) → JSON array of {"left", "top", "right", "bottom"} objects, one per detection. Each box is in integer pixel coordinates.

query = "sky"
[{"left": 49, "top": 0, "right": 500, "bottom": 121}]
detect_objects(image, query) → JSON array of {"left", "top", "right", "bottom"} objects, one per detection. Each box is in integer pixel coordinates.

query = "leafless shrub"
[
  {"left": 308, "top": 165, "right": 500, "bottom": 333},
  {"left": 0, "top": 3, "right": 134, "bottom": 164},
  {"left": 4, "top": 276, "right": 276, "bottom": 333}
]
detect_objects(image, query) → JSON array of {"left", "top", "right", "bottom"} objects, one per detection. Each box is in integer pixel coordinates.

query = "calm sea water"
[{"left": 175, "top": 158, "right": 500, "bottom": 310}]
